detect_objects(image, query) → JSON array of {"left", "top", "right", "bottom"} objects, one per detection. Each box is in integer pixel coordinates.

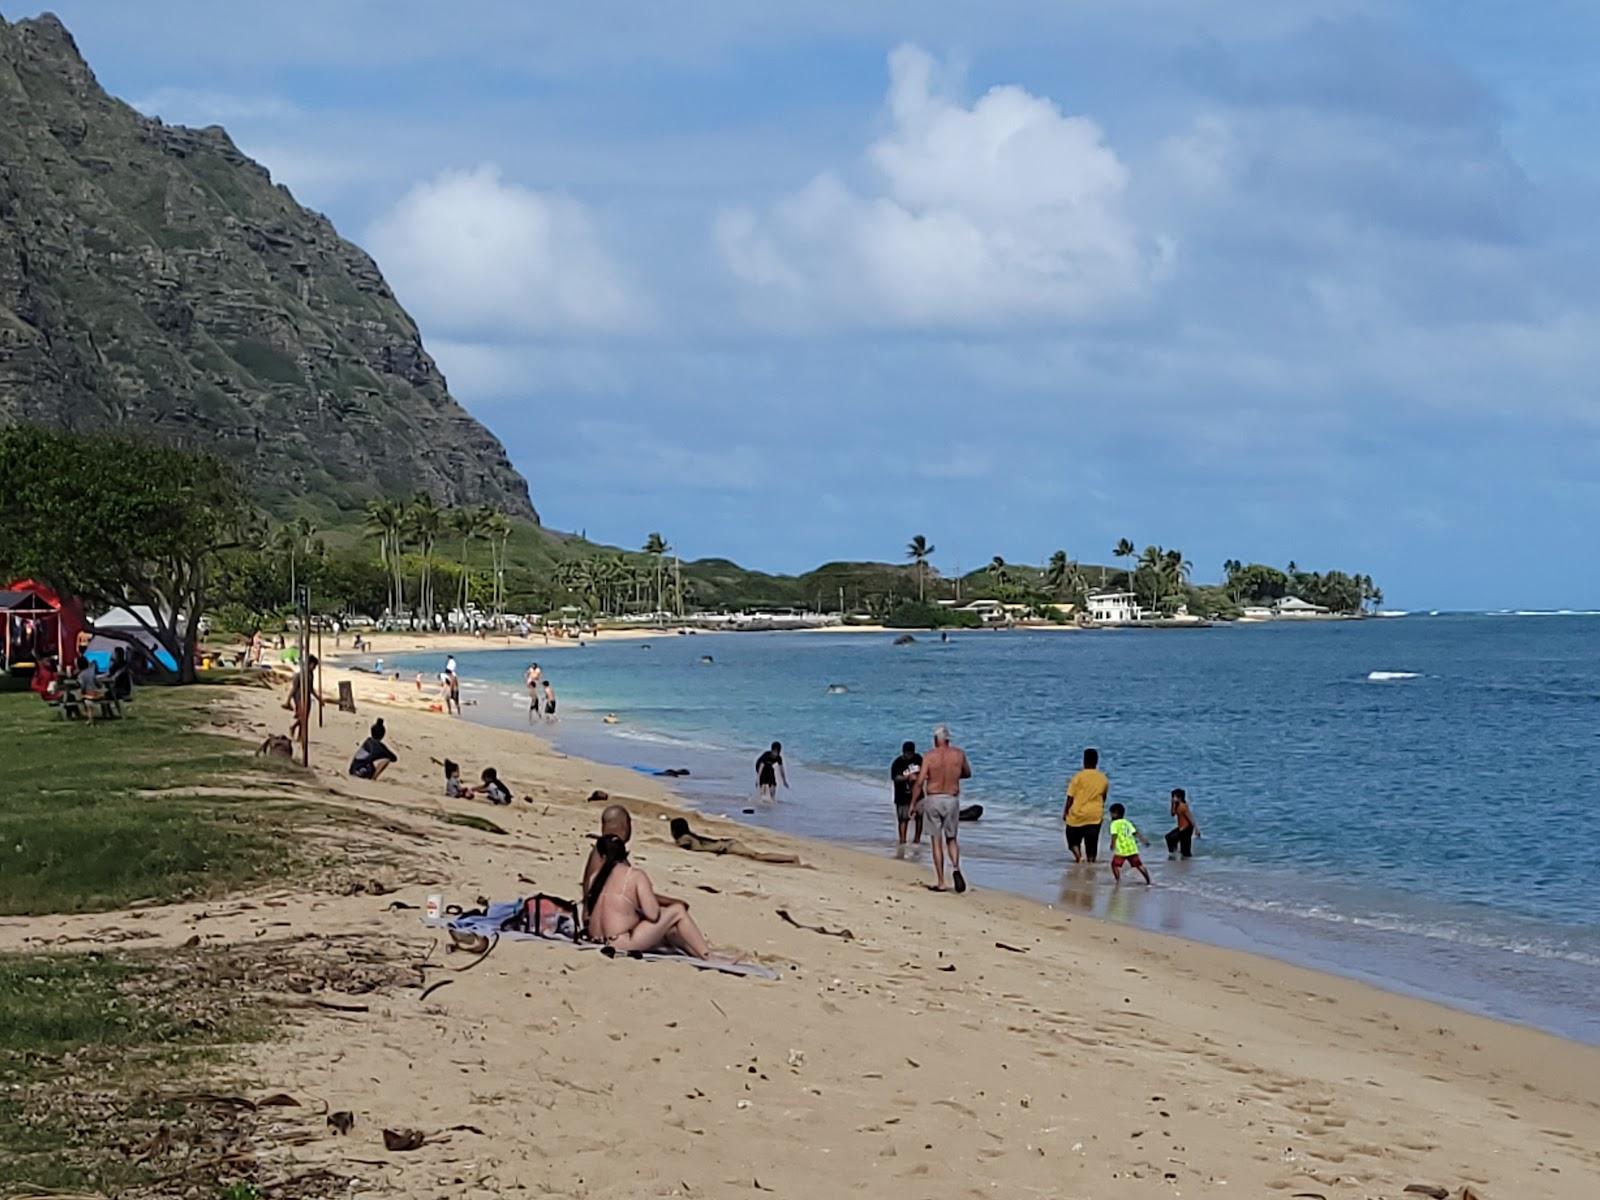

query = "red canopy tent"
[{"left": 1, "top": 578, "right": 88, "bottom": 675}]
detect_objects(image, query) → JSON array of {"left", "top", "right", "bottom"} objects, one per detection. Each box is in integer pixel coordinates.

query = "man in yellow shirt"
[{"left": 1063, "top": 747, "right": 1108, "bottom": 863}]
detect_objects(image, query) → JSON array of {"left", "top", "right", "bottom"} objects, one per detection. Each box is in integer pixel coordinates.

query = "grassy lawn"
[
  {"left": 0, "top": 687, "right": 367, "bottom": 1196},
  {"left": 0, "top": 952, "right": 273, "bottom": 1194},
  {"left": 0, "top": 686, "right": 302, "bottom": 915}
]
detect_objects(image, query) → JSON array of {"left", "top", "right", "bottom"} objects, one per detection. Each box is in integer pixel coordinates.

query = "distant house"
[
  {"left": 1087, "top": 592, "right": 1142, "bottom": 625},
  {"left": 957, "top": 599, "right": 1009, "bottom": 624},
  {"left": 1241, "top": 605, "right": 1275, "bottom": 620},
  {"left": 1274, "top": 595, "right": 1329, "bottom": 617}
]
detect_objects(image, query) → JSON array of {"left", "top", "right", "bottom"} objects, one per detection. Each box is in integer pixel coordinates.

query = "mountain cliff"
[{"left": 0, "top": 11, "right": 536, "bottom": 520}]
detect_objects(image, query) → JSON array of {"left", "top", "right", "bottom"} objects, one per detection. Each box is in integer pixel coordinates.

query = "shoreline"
[
  {"left": 412, "top": 643, "right": 1600, "bottom": 1047},
  {"left": 47, "top": 654, "right": 1596, "bottom": 1196}
]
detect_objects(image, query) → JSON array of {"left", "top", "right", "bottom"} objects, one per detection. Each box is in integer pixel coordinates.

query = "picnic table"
[{"left": 49, "top": 680, "right": 124, "bottom": 721}]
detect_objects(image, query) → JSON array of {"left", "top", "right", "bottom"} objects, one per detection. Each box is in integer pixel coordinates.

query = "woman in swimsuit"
[{"left": 584, "top": 835, "right": 711, "bottom": 958}]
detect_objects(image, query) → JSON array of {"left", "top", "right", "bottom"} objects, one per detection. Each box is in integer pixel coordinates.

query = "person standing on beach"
[
  {"left": 1064, "top": 747, "right": 1109, "bottom": 863},
  {"left": 1165, "top": 788, "right": 1200, "bottom": 858},
  {"left": 755, "top": 741, "right": 788, "bottom": 802},
  {"left": 542, "top": 680, "right": 558, "bottom": 722},
  {"left": 890, "top": 740, "right": 924, "bottom": 845},
  {"left": 912, "top": 725, "right": 971, "bottom": 892}
]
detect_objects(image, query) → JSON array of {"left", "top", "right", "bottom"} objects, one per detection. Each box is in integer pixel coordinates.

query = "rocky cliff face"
[{"left": 0, "top": 11, "right": 536, "bottom": 520}]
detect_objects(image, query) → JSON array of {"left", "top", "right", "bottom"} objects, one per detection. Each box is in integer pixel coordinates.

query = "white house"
[
  {"left": 1087, "top": 592, "right": 1142, "bottom": 625},
  {"left": 1275, "top": 595, "right": 1330, "bottom": 617}
]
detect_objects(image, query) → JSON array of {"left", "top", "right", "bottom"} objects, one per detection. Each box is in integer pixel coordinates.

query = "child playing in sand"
[{"left": 1108, "top": 803, "right": 1152, "bottom": 885}]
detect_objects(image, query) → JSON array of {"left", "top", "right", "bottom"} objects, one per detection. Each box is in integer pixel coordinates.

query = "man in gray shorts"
[{"left": 912, "top": 724, "right": 972, "bottom": 893}]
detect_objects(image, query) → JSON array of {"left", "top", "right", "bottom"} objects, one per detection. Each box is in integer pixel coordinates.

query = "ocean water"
[{"left": 395, "top": 616, "right": 1600, "bottom": 1043}]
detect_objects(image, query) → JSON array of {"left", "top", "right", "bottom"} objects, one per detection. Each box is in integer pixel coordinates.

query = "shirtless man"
[
  {"left": 542, "top": 680, "right": 557, "bottom": 722},
  {"left": 911, "top": 724, "right": 972, "bottom": 893},
  {"left": 586, "top": 835, "right": 712, "bottom": 957},
  {"left": 582, "top": 805, "right": 688, "bottom": 913}
]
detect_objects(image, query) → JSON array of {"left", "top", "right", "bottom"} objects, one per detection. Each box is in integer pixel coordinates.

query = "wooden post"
[
  {"left": 316, "top": 613, "right": 324, "bottom": 728},
  {"left": 296, "top": 585, "right": 311, "bottom": 768}
]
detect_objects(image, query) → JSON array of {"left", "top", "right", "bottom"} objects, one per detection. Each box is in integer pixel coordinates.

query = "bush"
[{"left": 884, "top": 601, "right": 981, "bottom": 629}]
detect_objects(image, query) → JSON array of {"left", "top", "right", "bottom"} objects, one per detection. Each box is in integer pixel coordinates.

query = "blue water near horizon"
[{"left": 393, "top": 616, "right": 1600, "bottom": 1043}]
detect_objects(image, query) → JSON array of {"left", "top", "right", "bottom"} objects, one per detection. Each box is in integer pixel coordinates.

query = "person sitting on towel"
[
  {"left": 583, "top": 805, "right": 688, "bottom": 915},
  {"left": 584, "top": 834, "right": 712, "bottom": 958},
  {"left": 670, "top": 817, "right": 801, "bottom": 864}
]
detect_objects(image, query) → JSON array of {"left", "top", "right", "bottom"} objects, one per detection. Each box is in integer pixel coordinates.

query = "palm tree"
[
  {"left": 906, "top": 534, "right": 935, "bottom": 602},
  {"left": 1162, "top": 548, "right": 1193, "bottom": 613},
  {"left": 643, "top": 532, "right": 670, "bottom": 613},
  {"left": 364, "top": 499, "right": 406, "bottom": 617},
  {"left": 1222, "top": 558, "right": 1244, "bottom": 604},
  {"left": 405, "top": 493, "right": 443, "bottom": 623},
  {"left": 1044, "top": 549, "right": 1068, "bottom": 594},
  {"left": 446, "top": 508, "right": 478, "bottom": 618},
  {"left": 1137, "top": 545, "right": 1166, "bottom": 612},
  {"left": 1114, "top": 538, "right": 1136, "bottom": 592},
  {"left": 987, "top": 555, "right": 1012, "bottom": 592},
  {"left": 482, "top": 510, "right": 512, "bottom": 621}
]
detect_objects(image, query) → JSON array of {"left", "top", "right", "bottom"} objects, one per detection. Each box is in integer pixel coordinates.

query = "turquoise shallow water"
[{"left": 395, "top": 616, "right": 1600, "bottom": 1042}]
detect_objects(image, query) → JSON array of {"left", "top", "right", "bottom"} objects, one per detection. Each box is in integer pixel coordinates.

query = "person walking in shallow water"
[
  {"left": 1165, "top": 788, "right": 1199, "bottom": 858},
  {"left": 912, "top": 725, "right": 971, "bottom": 892},
  {"left": 755, "top": 741, "right": 787, "bottom": 802},
  {"left": 891, "top": 739, "right": 923, "bottom": 845},
  {"left": 1064, "top": 747, "right": 1108, "bottom": 863}
]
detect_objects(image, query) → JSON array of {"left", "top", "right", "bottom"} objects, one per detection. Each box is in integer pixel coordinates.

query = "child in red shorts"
[{"left": 1107, "top": 803, "right": 1152, "bottom": 885}]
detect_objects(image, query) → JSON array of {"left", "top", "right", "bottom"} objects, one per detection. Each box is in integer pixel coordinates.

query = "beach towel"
[{"left": 447, "top": 901, "right": 779, "bottom": 981}]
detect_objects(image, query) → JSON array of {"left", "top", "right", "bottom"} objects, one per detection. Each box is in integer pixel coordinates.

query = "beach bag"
[{"left": 504, "top": 894, "right": 578, "bottom": 941}]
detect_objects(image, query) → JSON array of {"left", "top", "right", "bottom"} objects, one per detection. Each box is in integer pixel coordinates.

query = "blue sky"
[{"left": 21, "top": 2, "right": 1600, "bottom": 606}]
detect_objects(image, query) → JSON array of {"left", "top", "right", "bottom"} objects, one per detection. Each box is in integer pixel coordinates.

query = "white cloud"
[
  {"left": 714, "top": 45, "right": 1168, "bottom": 328},
  {"left": 365, "top": 165, "right": 645, "bottom": 337}
]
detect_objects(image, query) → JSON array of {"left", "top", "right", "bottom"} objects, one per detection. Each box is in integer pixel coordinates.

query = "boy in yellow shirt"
[{"left": 1107, "top": 803, "right": 1152, "bottom": 885}]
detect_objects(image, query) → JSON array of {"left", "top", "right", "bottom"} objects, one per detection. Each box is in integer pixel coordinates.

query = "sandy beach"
[{"left": 6, "top": 662, "right": 1596, "bottom": 1199}]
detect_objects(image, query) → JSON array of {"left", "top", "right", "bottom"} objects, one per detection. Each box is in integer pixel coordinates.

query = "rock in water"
[
  {"left": 0, "top": 12, "right": 534, "bottom": 520},
  {"left": 893, "top": 634, "right": 916, "bottom": 645}
]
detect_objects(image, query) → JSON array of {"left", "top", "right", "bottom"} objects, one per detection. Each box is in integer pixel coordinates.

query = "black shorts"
[{"left": 1064, "top": 822, "right": 1102, "bottom": 860}]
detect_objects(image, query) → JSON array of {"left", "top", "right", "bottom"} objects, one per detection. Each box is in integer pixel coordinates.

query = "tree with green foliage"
[
  {"left": 0, "top": 426, "right": 250, "bottom": 682},
  {"left": 447, "top": 506, "right": 487, "bottom": 617},
  {"left": 906, "top": 534, "right": 935, "bottom": 602},
  {"left": 364, "top": 499, "right": 406, "bottom": 618},
  {"left": 1044, "top": 550, "right": 1068, "bottom": 592},
  {"left": 1114, "top": 538, "right": 1136, "bottom": 592},
  {"left": 642, "top": 531, "right": 671, "bottom": 613},
  {"left": 987, "top": 556, "right": 1010, "bottom": 587},
  {"left": 405, "top": 493, "right": 443, "bottom": 622},
  {"left": 481, "top": 508, "right": 512, "bottom": 620}
]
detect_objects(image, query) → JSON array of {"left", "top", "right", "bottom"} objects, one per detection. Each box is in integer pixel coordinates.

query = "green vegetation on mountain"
[{"left": 0, "top": 11, "right": 533, "bottom": 521}]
